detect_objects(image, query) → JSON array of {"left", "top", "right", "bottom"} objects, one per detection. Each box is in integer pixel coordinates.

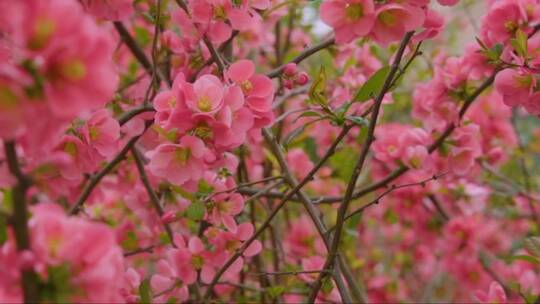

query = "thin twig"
[
  {"left": 4, "top": 141, "right": 39, "bottom": 302},
  {"left": 69, "top": 122, "right": 152, "bottom": 215},
  {"left": 308, "top": 32, "right": 415, "bottom": 302},
  {"left": 266, "top": 36, "right": 335, "bottom": 79},
  {"left": 201, "top": 125, "right": 354, "bottom": 303},
  {"left": 131, "top": 146, "right": 177, "bottom": 247}
]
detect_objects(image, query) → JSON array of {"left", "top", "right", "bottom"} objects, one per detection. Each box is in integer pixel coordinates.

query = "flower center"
[
  {"left": 28, "top": 17, "right": 56, "bottom": 50},
  {"left": 89, "top": 126, "right": 100, "bottom": 141},
  {"left": 213, "top": 5, "right": 227, "bottom": 21},
  {"left": 240, "top": 80, "right": 253, "bottom": 95},
  {"left": 0, "top": 85, "right": 18, "bottom": 110},
  {"left": 378, "top": 11, "right": 397, "bottom": 26},
  {"left": 193, "top": 124, "right": 213, "bottom": 140},
  {"left": 504, "top": 21, "right": 518, "bottom": 33},
  {"left": 61, "top": 59, "right": 87, "bottom": 81},
  {"left": 191, "top": 255, "right": 204, "bottom": 269},
  {"left": 63, "top": 141, "right": 78, "bottom": 158},
  {"left": 345, "top": 4, "right": 364, "bottom": 21},
  {"left": 197, "top": 95, "right": 213, "bottom": 112},
  {"left": 175, "top": 148, "right": 191, "bottom": 165}
]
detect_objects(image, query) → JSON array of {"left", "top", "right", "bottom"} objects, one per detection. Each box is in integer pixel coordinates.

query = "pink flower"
[
  {"left": 448, "top": 124, "right": 482, "bottom": 176},
  {"left": 437, "top": 0, "right": 460, "bottom": 6},
  {"left": 494, "top": 68, "right": 535, "bottom": 107},
  {"left": 286, "top": 148, "right": 314, "bottom": 180},
  {"left": 146, "top": 135, "right": 213, "bottom": 185},
  {"left": 474, "top": 282, "right": 507, "bottom": 303},
  {"left": 481, "top": 0, "right": 526, "bottom": 43},
  {"left": 185, "top": 74, "right": 225, "bottom": 115},
  {"left": 207, "top": 193, "right": 244, "bottom": 232},
  {"left": 81, "top": 109, "right": 120, "bottom": 157},
  {"left": 320, "top": 0, "right": 375, "bottom": 44},
  {"left": 10, "top": 0, "right": 118, "bottom": 119},
  {"left": 226, "top": 60, "right": 274, "bottom": 113},
  {"left": 79, "top": 0, "right": 134, "bottom": 21},
  {"left": 371, "top": 4, "right": 425, "bottom": 45},
  {"left": 28, "top": 203, "right": 124, "bottom": 302}
]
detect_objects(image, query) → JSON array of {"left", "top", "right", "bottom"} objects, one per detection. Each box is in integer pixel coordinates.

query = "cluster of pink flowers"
[
  {"left": 148, "top": 59, "right": 274, "bottom": 188},
  {"left": 0, "top": 203, "right": 124, "bottom": 302},
  {"left": 320, "top": 0, "right": 459, "bottom": 44},
  {"left": 0, "top": 0, "right": 117, "bottom": 144},
  {"left": 1, "top": 0, "right": 540, "bottom": 302}
]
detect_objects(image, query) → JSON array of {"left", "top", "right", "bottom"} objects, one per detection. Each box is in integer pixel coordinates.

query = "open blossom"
[
  {"left": 3, "top": 0, "right": 117, "bottom": 119},
  {"left": 371, "top": 4, "right": 425, "bottom": 45},
  {"left": 0, "top": 203, "right": 125, "bottom": 302},
  {"left": 320, "top": 0, "right": 375, "bottom": 44},
  {"left": 185, "top": 74, "right": 225, "bottom": 115},
  {"left": 79, "top": 0, "right": 134, "bottom": 21},
  {"left": 81, "top": 109, "right": 120, "bottom": 157},
  {"left": 226, "top": 60, "right": 274, "bottom": 113},
  {"left": 207, "top": 192, "right": 244, "bottom": 232},
  {"left": 474, "top": 282, "right": 507, "bottom": 303},
  {"left": 146, "top": 135, "right": 213, "bottom": 186},
  {"left": 494, "top": 68, "right": 535, "bottom": 107}
]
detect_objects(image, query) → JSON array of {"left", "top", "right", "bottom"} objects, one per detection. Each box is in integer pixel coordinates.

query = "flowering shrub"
[{"left": 1, "top": 0, "right": 540, "bottom": 302}]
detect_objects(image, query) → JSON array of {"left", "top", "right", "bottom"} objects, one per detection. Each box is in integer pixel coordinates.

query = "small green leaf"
[
  {"left": 186, "top": 201, "right": 205, "bottom": 221},
  {"left": 524, "top": 236, "right": 540, "bottom": 257},
  {"left": 298, "top": 111, "right": 322, "bottom": 119},
  {"left": 139, "top": 278, "right": 152, "bottom": 304},
  {"left": 267, "top": 285, "right": 285, "bottom": 299},
  {"left": 353, "top": 66, "right": 391, "bottom": 103},
  {"left": 510, "top": 255, "right": 540, "bottom": 265},
  {"left": 282, "top": 125, "right": 305, "bottom": 148},
  {"left": 510, "top": 29, "right": 528, "bottom": 58},
  {"left": 0, "top": 216, "right": 6, "bottom": 246},
  {"left": 308, "top": 66, "right": 327, "bottom": 106},
  {"left": 346, "top": 116, "right": 369, "bottom": 127},
  {"left": 197, "top": 180, "right": 214, "bottom": 196},
  {"left": 321, "top": 276, "right": 334, "bottom": 294}
]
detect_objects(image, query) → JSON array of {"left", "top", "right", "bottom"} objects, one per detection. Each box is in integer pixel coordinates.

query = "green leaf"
[
  {"left": 267, "top": 285, "right": 285, "bottom": 299},
  {"left": 524, "top": 236, "right": 540, "bottom": 257},
  {"left": 353, "top": 66, "right": 390, "bottom": 103},
  {"left": 297, "top": 110, "right": 322, "bottom": 119},
  {"left": 330, "top": 147, "right": 358, "bottom": 181},
  {"left": 510, "top": 29, "right": 528, "bottom": 58},
  {"left": 197, "top": 179, "right": 214, "bottom": 196},
  {"left": 308, "top": 66, "right": 327, "bottom": 106},
  {"left": 510, "top": 255, "right": 540, "bottom": 265},
  {"left": 0, "top": 216, "right": 6, "bottom": 246},
  {"left": 186, "top": 201, "right": 205, "bottom": 221},
  {"left": 346, "top": 116, "right": 369, "bottom": 127},
  {"left": 139, "top": 278, "right": 152, "bottom": 304},
  {"left": 321, "top": 276, "right": 334, "bottom": 294},
  {"left": 282, "top": 125, "right": 305, "bottom": 148}
]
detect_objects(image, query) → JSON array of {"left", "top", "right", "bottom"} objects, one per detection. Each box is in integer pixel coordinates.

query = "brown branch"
[
  {"left": 69, "top": 122, "right": 151, "bottom": 215},
  {"left": 308, "top": 31, "right": 415, "bottom": 302},
  {"left": 262, "top": 127, "right": 360, "bottom": 303},
  {"left": 249, "top": 269, "right": 331, "bottom": 276},
  {"left": 113, "top": 22, "right": 169, "bottom": 86},
  {"left": 201, "top": 125, "right": 354, "bottom": 303},
  {"left": 4, "top": 141, "right": 39, "bottom": 302},
  {"left": 131, "top": 147, "right": 177, "bottom": 247},
  {"left": 266, "top": 36, "right": 335, "bottom": 79}
]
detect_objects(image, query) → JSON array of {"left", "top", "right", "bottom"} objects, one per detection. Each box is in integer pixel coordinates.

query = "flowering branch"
[
  {"left": 4, "top": 141, "right": 39, "bottom": 302},
  {"left": 308, "top": 31, "right": 415, "bottom": 301}
]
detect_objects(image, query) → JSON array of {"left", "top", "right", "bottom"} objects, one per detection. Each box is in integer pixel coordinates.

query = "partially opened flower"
[{"left": 146, "top": 135, "right": 213, "bottom": 185}]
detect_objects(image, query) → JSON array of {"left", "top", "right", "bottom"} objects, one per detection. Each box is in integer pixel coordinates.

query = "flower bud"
[
  {"left": 283, "top": 63, "right": 297, "bottom": 77},
  {"left": 295, "top": 72, "right": 309, "bottom": 85},
  {"left": 283, "top": 79, "right": 294, "bottom": 89},
  {"left": 161, "top": 211, "right": 177, "bottom": 224}
]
